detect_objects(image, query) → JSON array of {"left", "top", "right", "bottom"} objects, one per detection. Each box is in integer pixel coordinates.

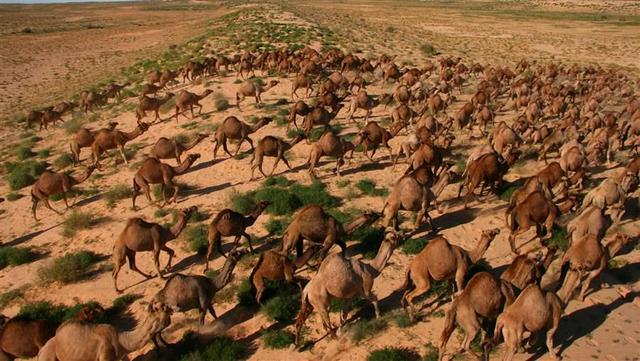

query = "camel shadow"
[
  {"left": 184, "top": 159, "right": 221, "bottom": 174},
  {"left": 412, "top": 206, "right": 478, "bottom": 234},
  {"left": 340, "top": 160, "right": 389, "bottom": 177},
  {"left": 74, "top": 193, "right": 103, "bottom": 208},
  {"left": 5, "top": 224, "right": 59, "bottom": 247}
]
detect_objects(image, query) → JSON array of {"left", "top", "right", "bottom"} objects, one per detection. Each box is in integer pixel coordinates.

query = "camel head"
[
  {"left": 178, "top": 205, "right": 198, "bottom": 220},
  {"left": 361, "top": 210, "right": 381, "bottom": 223},
  {"left": 255, "top": 200, "right": 272, "bottom": 212},
  {"left": 196, "top": 133, "right": 210, "bottom": 141},
  {"left": 620, "top": 171, "right": 639, "bottom": 193},
  {"left": 382, "top": 227, "right": 405, "bottom": 248},
  {"left": 227, "top": 248, "right": 249, "bottom": 263},
  {"left": 482, "top": 228, "right": 501, "bottom": 242},
  {"left": 259, "top": 117, "right": 274, "bottom": 126},
  {"left": 268, "top": 80, "right": 280, "bottom": 87},
  {"left": 74, "top": 304, "right": 106, "bottom": 322},
  {"left": 186, "top": 153, "right": 201, "bottom": 163},
  {"left": 146, "top": 301, "right": 173, "bottom": 330},
  {"left": 136, "top": 121, "right": 151, "bottom": 131},
  {"left": 108, "top": 121, "right": 119, "bottom": 129},
  {"left": 201, "top": 89, "right": 214, "bottom": 98}
]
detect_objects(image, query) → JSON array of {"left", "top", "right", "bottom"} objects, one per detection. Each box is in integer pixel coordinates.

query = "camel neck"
[
  {"left": 172, "top": 157, "right": 195, "bottom": 175},
  {"left": 368, "top": 240, "right": 395, "bottom": 275},
  {"left": 169, "top": 214, "right": 189, "bottom": 238},
  {"left": 247, "top": 205, "right": 266, "bottom": 225},
  {"left": 72, "top": 168, "right": 94, "bottom": 185},
  {"left": 185, "top": 136, "right": 206, "bottom": 150},
  {"left": 118, "top": 316, "right": 156, "bottom": 353},
  {"left": 293, "top": 247, "right": 317, "bottom": 269},
  {"left": 213, "top": 258, "right": 238, "bottom": 290},
  {"left": 468, "top": 236, "right": 491, "bottom": 263},
  {"left": 343, "top": 216, "right": 369, "bottom": 235},
  {"left": 431, "top": 171, "right": 451, "bottom": 198},
  {"left": 250, "top": 121, "right": 266, "bottom": 133},
  {"left": 124, "top": 127, "right": 143, "bottom": 141}
]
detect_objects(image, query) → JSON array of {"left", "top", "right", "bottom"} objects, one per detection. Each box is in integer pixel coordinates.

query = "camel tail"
[
  {"left": 295, "top": 288, "right": 313, "bottom": 346},
  {"left": 249, "top": 253, "right": 264, "bottom": 297}
]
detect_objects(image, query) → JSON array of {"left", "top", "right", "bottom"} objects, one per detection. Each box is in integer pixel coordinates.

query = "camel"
[
  {"left": 507, "top": 191, "right": 576, "bottom": 254},
  {"left": 250, "top": 134, "right": 305, "bottom": 180},
  {"left": 0, "top": 316, "right": 55, "bottom": 360},
  {"left": 69, "top": 122, "right": 118, "bottom": 165},
  {"left": 37, "top": 302, "right": 173, "bottom": 361},
  {"left": 503, "top": 176, "right": 551, "bottom": 224},
  {"left": 381, "top": 165, "right": 454, "bottom": 232},
  {"left": 281, "top": 205, "right": 379, "bottom": 258},
  {"left": 104, "top": 82, "right": 130, "bottom": 99},
  {"left": 26, "top": 109, "right": 48, "bottom": 129},
  {"left": 131, "top": 153, "right": 200, "bottom": 210},
  {"left": 53, "top": 101, "right": 77, "bottom": 115},
  {"left": 350, "top": 121, "right": 401, "bottom": 162},
  {"left": 288, "top": 100, "right": 312, "bottom": 129},
  {"left": 559, "top": 141, "right": 587, "bottom": 189},
  {"left": 31, "top": 165, "right": 97, "bottom": 220},
  {"left": 580, "top": 176, "right": 635, "bottom": 223},
  {"left": 91, "top": 121, "right": 150, "bottom": 167},
  {"left": 500, "top": 249, "right": 557, "bottom": 294},
  {"left": 301, "top": 105, "right": 343, "bottom": 137},
  {"left": 112, "top": 206, "right": 197, "bottom": 292},
  {"left": 294, "top": 230, "right": 402, "bottom": 345},
  {"left": 557, "top": 233, "right": 631, "bottom": 303},
  {"left": 305, "top": 131, "right": 355, "bottom": 179},
  {"left": 174, "top": 89, "right": 214, "bottom": 120},
  {"left": 236, "top": 80, "right": 279, "bottom": 109},
  {"left": 136, "top": 93, "right": 174, "bottom": 122},
  {"left": 291, "top": 74, "right": 315, "bottom": 99},
  {"left": 567, "top": 206, "right": 611, "bottom": 244},
  {"left": 250, "top": 247, "right": 318, "bottom": 304},
  {"left": 153, "top": 249, "right": 247, "bottom": 324},
  {"left": 212, "top": 116, "right": 273, "bottom": 159},
  {"left": 458, "top": 152, "right": 511, "bottom": 208},
  {"left": 139, "top": 83, "right": 162, "bottom": 97},
  {"left": 489, "top": 284, "right": 563, "bottom": 361},
  {"left": 401, "top": 228, "right": 501, "bottom": 321},
  {"left": 439, "top": 272, "right": 513, "bottom": 361},
  {"left": 491, "top": 122, "right": 522, "bottom": 155},
  {"left": 203, "top": 201, "right": 270, "bottom": 270},
  {"left": 39, "top": 109, "right": 65, "bottom": 130},
  {"left": 150, "top": 133, "right": 209, "bottom": 163},
  {"left": 80, "top": 90, "right": 105, "bottom": 113},
  {"left": 346, "top": 91, "right": 380, "bottom": 122}
]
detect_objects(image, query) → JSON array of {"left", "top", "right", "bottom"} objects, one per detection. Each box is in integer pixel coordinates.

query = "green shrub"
[
  {"left": 184, "top": 224, "right": 208, "bottom": 255},
  {"left": 231, "top": 192, "right": 256, "bottom": 214},
  {"left": 236, "top": 278, "right": 256, "bottom": 306},
  {"left": 392, "top": 312, "right": 413, "bottom": 328},
  {"left": 352, "top": 225, "right": 385, "bottom": 259},
  {"left": 423, "top": 342, "right": 438, "bottom": 361},
  {"left": 173, "top": 334, "right": 245, "bottom": 361},
  {"left": 255, "top": 186, "right": 301, "bottom": 215},
  {"left": 356, "top": 179, "right": 389, "bottom": 197},
  {"left": 62, "top": 210, "right": 96, "bottom": 237},
  {"left": 262, "top": 329, "right": 295, "bottom": 349},
  {"left": 368, "top": 347, "right": 420, "bottom": 361},
  {"left": 265, "top": 217, "right": 288, "bottom": 235},
  {"left": 154, "top": 208, "right": 169, "bottom": 218},
  {"left": 351, "top": 317, "right": 388, "bottom": 342},
  {"left": 0, "top": 246, "right": 38, "bottom": 269},
  {"left": 261, "top": 289, "right": 300, "bottom": 323},
  {"left": 0, "top": 289, "right": 24, "bottom": 310},
  {"left": 419, "top": 43, "right": 438, "bottom": 57},
  {"left": 4, "top": 160, "right": 47, "bottom": 190},
  {"left": 6, "top": 192, "right": 23, "bottom": 201},
  {"left": 548, "top": 225, "right": 569, "bottom": 251},
  {"left": 62, "top": 117, "right": 85, "bottom": 134},
  {"left": 37, "top": 250, "right": 101, "bottom": 284},
  {"left": 16, "top": 145, "right": 36, "bottom": 160},
  {"left": 289, "top": 180, "right": 339, "bottom": 209},
  {"left": 38, "top": 149, "right": 51, "bottom": 158},
  {"left": 103, "top": 184, "right": 131, "bottom": 208},
  {"left": 402, "top": 237, "right": 428, "bottom": 255},
  {"left": 54, "top": 153, "right": 74, "bottom": 169},
  {"left": 18, "top": 301, "right": 68, "bottom": 324},
  {"left": 263, "top": 176, "right": 290, "bottom": 187},
  {"left": 213, "top": 93, "right": 229, "bottom": 111},
  {"left": 498, "top": 185, "right": 519, "bottom": 202}
]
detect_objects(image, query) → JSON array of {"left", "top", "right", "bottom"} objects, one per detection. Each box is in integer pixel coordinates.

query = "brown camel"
[
  {"left": 112, "top": 206, "right": 197, "bottom": 292},
  {"left": 350, "top": 121, "right": 401, "bottom": 162},
  {"left": 301, "top": 105, "right": 343, "bottom": 137},
  {"left": 294, "top": 230, "right": 402, "bottom": 345},
  {"left": 288, "top": 100, "right": 312, "bottom": 129},
  {"left": 346, "top": 90, "right": 380, "bottom": 122},
  {"left": 37, "top": 302, "right": 173, "bottom": 361},
  {"left": 580, "top": 176, "right": 635, "bottom": 223},
  {"left": 489, "top": 284, "right": 563, "bottom": 361},
  {"left": 458, "top": 152, "right": 511, "bottom": 208},
  {"left": 150, "top": 133, "right": 209, "bottom": 163},
  {"left": 250, "top": 247, "right": 318, "bottom": 304},
  {"left": 401, "top": 228, "right": 501, "bottom": 321},
  {"left": 566, "top": 206, "right": 611, "bottom": 244},
  {"left": 39, "top": 108, "right": 65, "bottom": 130},
  {"left": 139, "top": 83, "right": 162, "bottom": 97},
  {"left": 153, "top": 249, "right": 247, "bottom": 324},
  {"left": 136, "top": 93, "right": 174, "bottom": 122},
  {"left": 175, "top": 89, "right": 214, "bottom": 120},
  {"left": 212, "top": 116, "right": 273, "bottom": 159},
  {"left": 500, "top": 249, "right": 557, "bottom": 294},
  {"left": 204, "top": 201, "right": 271, "bottom": 271},
  {"left": 507, "top": 191, "right": 559, "bottom": 254},
  {"left": 91, "top": 121, "right": 150, "bottom": 167},
  {"left": 131, "top": 153, "right": 200, "bottom": 210},
  {"left": 439, "top": 272, "right": 513, "bottom": 361},
  {"left": 104, "top": 82, "right": 130, "bottom": 99},
  {"left": 281, "top": 205, "right": 379, "bottom": 258},
  {"left": 250, "top": 134, "right": 305, "bottom": 180},
  {"left": 306, "top": 131, "right": 355, "bottom": 179},
  {"left": 0, "top": 316, "right": 55, "bottom": 360},
  {"left": 557, "top": 233, "right": 631, "bottom": 303},
  {"left": 31, "top": 165, "right": 97, "bottom": 220},
  {"left": 80, "top": 90, "right": 105, "bottom": 113},
  {"left": 381, "top": 165, "right": 454, "bottom": 232},
  {"left": 69, "top": 122, "right": 118, "bottom": 165},
  {"left": 291, "top": 73, "right": 315, "bottom": 99},
  {"left": 236, "top": 80, "right": 279, "bottom": 109}
]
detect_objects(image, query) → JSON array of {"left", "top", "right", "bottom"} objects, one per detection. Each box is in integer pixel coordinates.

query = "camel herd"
[{"left": 1, "top": 40, "right": 639, "bottom": 361}]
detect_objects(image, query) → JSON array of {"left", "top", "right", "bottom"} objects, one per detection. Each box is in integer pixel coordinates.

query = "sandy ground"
[{"left": 0, "top": 1, "right": 639, "bottom": 361}]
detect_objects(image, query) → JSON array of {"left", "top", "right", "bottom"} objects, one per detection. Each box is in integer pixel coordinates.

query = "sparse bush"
[
  {"left": 356, "top": 179, "right": 389, "bottom": 197},
  {"left": 62, "top": 210, "right": 96, "bottom": 237},
  {"left": 16, "top": 145, "right": 36, "bottom": 160},
  {"left": 262, "top": 329, "right": 295, "bottom": 349},
  {"left": 54, "top": 153, "right": 74, "bottom": 169},
  {"left": 498, "top": 184, "right": 518, "bottom": 202},
  {"left": 103, "top": 184, "right": 131, "bottom": 208},
  {"left": 264, "top": 217, "right": 288, "bottom": 235},
  {"left": 402, "top": 237, "right": 428, "bottom": 255},
  {"left": 62, "top": 117, "right": 86, "bottom": 134},
  {"left": 548, "top": 225, "right": 568, "bottom": 251},
  {"left": 419, "top": 43, "right": 438, "bottom": 57},
  {"left": 37, "top": 250, "right": 101, "bottom": 284},
  {"left": 213, "top": 93, "right": 230, "bottom": 111},
  {"left": 351, "top": 318, "right": 388, "bottom": 342},
  {"left": 368, "top": 347, "right": 420, "bottom": 361},
  {"left": 231, "top": 192, "right": 256, "bottom": 214},
  {"left": 184, "top": 224, "right": 208, "bottom": 255},
  {"left": 38, "top": 149, "right": 51, "bottom": 158},
  {"left": 263, "top": 176, "right": 290, "bottom": 187},
  {"left": 352, "top": 225, "right": 385, "bottom": 259},
  {"left": 423, "top": 342, "right": 438, "bottom": 361},
  {"left": 0, "top": 246, "right": 39, "bottom": 269},
  {"left": 172, "top": 334, "right": 245, "bottom": 361},
  {"left": 18, "top": 301, "right": 68, "bottom": 324},
  {"left": 261, "top": 290, "right": 300, "bottom": 323},
  {"left": 0, "top": 289, "right": 24, "bottom": 310},
  {"left": 6, "top": 192, "right": 23, "bottom": 201},
  {"left": 4, "top": 160, "right": 47, "bottom": 190},
  {"left": 154, "top": 208, "right": 169, "bottom": 218},
  {"left": 392, "top": 312, "right": 412, "bottom": 328}
]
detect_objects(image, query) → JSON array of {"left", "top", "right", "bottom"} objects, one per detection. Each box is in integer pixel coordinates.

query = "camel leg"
[
  {"left": 222, "top": 139, "right": 233, "bottom": 158},
  {"left": 579, "top": 257, "right": 606, "bottom": 301},
  {"left": 281, "top": 156, "right": 292, "bottom": 170},
  {"left": 242, "top": 231, "right": 255, "bottom": 253},
  {"left": 153, "top": 243, "right": 164, "bottom": 279},
  {"left": 42, "top": 198, "right": 63, "bottom": 215},
  {"left": 271, "top": 155, "right": 283, "bottom": 176},
  {"left": 509, "top": 227, "right": 529, "bottom": 254},
  {"left": 126, "top": 250, "right": 152, "bottom": 279},
  {"left": 254, "top": 275, "right": 265, "bottom": 304},
  {"left": 161, "top": 245, "right": 175, "bottom": 271},
  {"left": 403, "top": 276, "right": 431, "bottom": 321},
  {"left": 117, "top": 145, "right": 128, "bottom": 165},
  {"left": 234, "top": 139, "right": 244, "bottom": 156},
  {"left": 204, "top": 234, "right": 224, "bottom": 272},
  {"left": 340, "top": 299, "right": 351, "bottom": 326}
]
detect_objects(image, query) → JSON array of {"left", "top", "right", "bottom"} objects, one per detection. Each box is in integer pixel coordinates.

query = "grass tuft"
[
  {"left": 37, "top": 250, "right": 100, "bottom": 284},
  {"left": 4, "top": 160, "right": 47, "bottom": 190},
  {"left": 367, "top": 347, "right": 420, "bottom": 361},
  {"left": 0, "top": 246, "right": 39, "bottom": 269},
  {"left": 62, "top": 210, "right": 96, "bottom": 237},
  {"left": 401, "top": 237, "right": 428, "bottom": 255},
  {"left": 103, "top": 184, "right": 131, "bottom": 208},
  {"left": 262, "top": 329, "right": 295, "bottom": 349},
  {"left": 351, "top": 318, "right": 388, "bottom": 342}
]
